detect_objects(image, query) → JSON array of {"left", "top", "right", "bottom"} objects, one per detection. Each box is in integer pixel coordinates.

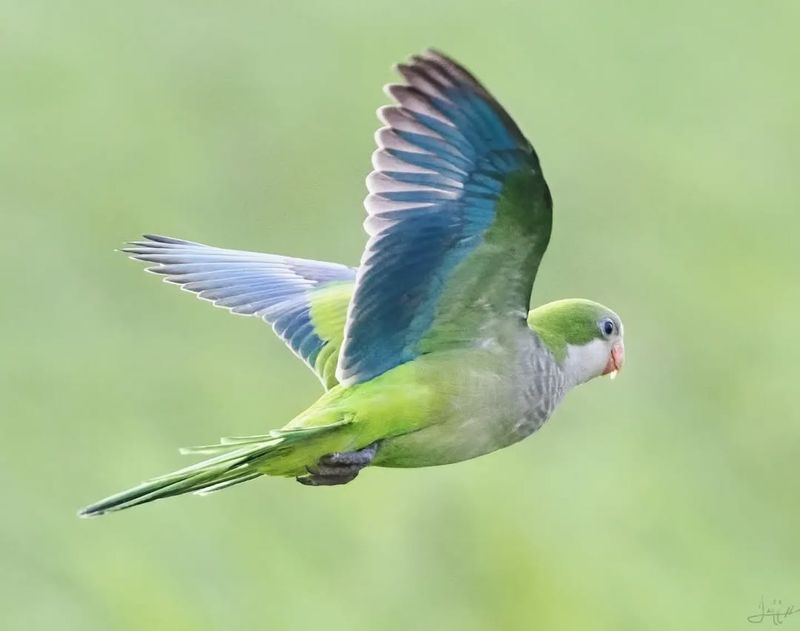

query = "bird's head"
[{"left": 527, "top": 299, "right": 624, "bottom": 386}]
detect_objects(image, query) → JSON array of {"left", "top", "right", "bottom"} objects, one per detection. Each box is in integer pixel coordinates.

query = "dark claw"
[
  {"left": 320, "top": 441, "right": 380, "bottom": 467},
  {"left": 307, "top": 462, "right": 364, "bottom": 477},
  {"left": 296, "top": 441, "right": 381, "bottom": 487},
  {"left": 296, "top": 471, "right": 359, "bottom": 486}
]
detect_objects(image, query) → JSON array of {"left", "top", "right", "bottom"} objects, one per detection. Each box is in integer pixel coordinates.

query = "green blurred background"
[{"left": 3, "top": 1, "right": 798, "bottom": 629}]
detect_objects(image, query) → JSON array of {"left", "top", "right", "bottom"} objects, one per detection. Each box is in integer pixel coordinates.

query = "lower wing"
[{"left": 123, "top": 235, "right": 355, "bottom": 389}]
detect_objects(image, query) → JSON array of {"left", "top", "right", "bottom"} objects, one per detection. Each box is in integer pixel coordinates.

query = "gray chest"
[
  {"left": 507, "top": 342, "right": 566, "bottom": 440},
  {"left": 375, "top": 331, "right": 567, "bottom": 468}
]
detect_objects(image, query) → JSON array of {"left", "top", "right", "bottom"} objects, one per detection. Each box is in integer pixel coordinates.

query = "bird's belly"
[
  {"left": 373, "top": 386, "right": 557, "bottom": 468},
  {"left": 361, "top": 336, "right": 563, "bottom": 469}
]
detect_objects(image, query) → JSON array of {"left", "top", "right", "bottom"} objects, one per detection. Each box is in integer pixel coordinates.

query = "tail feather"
[
  {"left": 195, "top": 471, "right": 262, "bottom": 496},
  {"left": 79, "top": 421, "right": 350, "bottom": 517},
  {"left": 178, "top": 435, "right": 275, "bottom": 456}
]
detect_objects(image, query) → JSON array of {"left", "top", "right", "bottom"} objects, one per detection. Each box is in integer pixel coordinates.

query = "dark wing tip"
[{"left": 419, "top": 47, "right": 452, "bottom": 65}]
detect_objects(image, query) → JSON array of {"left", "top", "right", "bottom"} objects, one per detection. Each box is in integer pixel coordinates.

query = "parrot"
[{"left": 79, "top": 49, "right": 624, "bottom": 517}]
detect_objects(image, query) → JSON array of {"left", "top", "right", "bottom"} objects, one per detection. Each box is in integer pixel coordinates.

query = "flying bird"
[{"left": 80, "top": 49, "right": 624, "bottom": 517}]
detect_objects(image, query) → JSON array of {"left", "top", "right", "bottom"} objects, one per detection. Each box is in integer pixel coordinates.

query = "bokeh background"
[{"left": 3, "top": 1, "right": 798, "bottom": 629}]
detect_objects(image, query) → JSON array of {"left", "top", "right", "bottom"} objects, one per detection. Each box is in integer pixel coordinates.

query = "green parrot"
[{"left": 80, "top": 49, "right": 624, "bottom": 517}]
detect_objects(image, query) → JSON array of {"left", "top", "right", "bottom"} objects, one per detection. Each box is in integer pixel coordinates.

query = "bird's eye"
[{"left": 600, "top": 318, "right": 615, "bottom": 336}]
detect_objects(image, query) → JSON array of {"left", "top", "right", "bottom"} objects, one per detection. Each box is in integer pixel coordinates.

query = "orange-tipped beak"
[{"left": 602, "top": 342, "right": 625, "bottom": 379}]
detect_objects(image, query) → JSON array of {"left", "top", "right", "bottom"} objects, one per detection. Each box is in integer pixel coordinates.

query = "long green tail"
[{"left": 78, "top": 421, "right": 350, "bottom": 517}]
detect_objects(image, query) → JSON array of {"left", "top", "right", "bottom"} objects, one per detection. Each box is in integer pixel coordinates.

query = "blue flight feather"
[
  {"left": 337, "top": 50, "right": 542, "bottom": 386},
  {"left": 123, "top": 235, "right": 355, "bottom": 380}
]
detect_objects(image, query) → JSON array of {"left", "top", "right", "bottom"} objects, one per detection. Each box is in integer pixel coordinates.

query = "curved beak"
[{"left": 602, "top": 341, "right": 625, "bottom": 379}]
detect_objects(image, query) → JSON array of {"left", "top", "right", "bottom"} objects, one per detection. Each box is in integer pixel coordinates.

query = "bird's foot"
[{"left": 296, "top": 441, "right": 380, "bottom": 487}]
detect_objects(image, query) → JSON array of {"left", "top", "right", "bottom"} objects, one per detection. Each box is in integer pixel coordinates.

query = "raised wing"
[
  {"left": 337, "top": 50, "right": 552, "bottom": 385},
  {"left": 124, "top": 235, "right": 355, "bottom": 389}
]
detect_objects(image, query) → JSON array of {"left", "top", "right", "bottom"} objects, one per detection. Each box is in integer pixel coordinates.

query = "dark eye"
[{"left": 601, "top": 318, "right": 615, "bottom": 336}]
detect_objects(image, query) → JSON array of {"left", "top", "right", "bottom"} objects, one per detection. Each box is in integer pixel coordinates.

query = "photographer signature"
[{"left": 748, "top": 597, "right": 800, "bottom": 625}]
